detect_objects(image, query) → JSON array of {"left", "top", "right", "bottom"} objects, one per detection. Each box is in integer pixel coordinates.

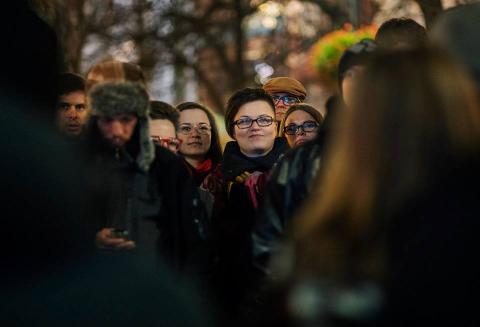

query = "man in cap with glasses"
[{"left": 262, "top": 77, "right": 307, "bottom": 127}]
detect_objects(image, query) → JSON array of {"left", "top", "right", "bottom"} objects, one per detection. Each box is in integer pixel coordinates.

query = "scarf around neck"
[{"left": 221, "top": 137, "right": 288, "bottom": 181}]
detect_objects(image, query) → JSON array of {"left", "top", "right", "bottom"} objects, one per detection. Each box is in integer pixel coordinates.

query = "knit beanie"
[
  {"left": 338, "top": 39, "right": 377, "bottom": 90},
  {"left": 262, "top": 77, "right": 307, "bottom": 99},
  {"left": 88, "top": 81, "right": 154, "bottom": 172}
]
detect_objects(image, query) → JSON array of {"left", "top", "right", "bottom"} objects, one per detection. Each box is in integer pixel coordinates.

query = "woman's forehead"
[
  {"left": 235, "top": 100, "right": 274, "bottom": 119},
  {"left": 179, "top": 108, "right": 209, "bottom": 123}
]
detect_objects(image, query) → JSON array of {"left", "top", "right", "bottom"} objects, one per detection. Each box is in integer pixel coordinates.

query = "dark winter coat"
[
  {"left": 251, "top": 96, "right": 342, "bottom": 276},
  {"left": 86, "top": 119, "right": 212, "bottom": 276},
  {"left": 202, "top": 137, "right": 288, "bottom": 315}
]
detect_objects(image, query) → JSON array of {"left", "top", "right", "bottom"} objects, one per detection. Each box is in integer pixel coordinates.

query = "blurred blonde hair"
[{"left": 292, "top": 48, "right": 480, "bottom": 281}]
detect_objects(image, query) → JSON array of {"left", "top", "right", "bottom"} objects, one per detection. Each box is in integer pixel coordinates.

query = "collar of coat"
[{"left": 221, "top": 137, "right": 288, "bottom": 181}]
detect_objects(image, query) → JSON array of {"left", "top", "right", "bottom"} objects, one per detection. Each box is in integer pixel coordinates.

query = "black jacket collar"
[{"left": 221, "top": 137, "right": 288, "bottom": 181}]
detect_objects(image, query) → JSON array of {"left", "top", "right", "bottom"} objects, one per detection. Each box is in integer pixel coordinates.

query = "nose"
[
  {"left": 250, "top": 120, "right": 262, "bottom": 130},
  {"left": 66, "top": 106, "right": 78, "bottom": 119},
  {"left": 296, "top": 127, "right": 306, "bottom": 135},
  {"left": 109, "top": 121, "right": 123, "bottom": 136},
  {"left": 190, "top": 127, "right": 201, "bottom": 137}
]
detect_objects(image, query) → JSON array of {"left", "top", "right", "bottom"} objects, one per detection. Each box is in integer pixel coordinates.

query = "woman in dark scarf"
[{"left": 202, "top": 87, "right": 288, "bottom": 319}]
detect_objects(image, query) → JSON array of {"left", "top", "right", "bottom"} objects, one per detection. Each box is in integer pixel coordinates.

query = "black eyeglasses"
[
  {"left": 233, "top": 115, "right": 274, "bottom": 129},
  {"left": 272, "top": 95, "right": 300, "bottom": 106},
  {"left": 283, "top": 121, "right": 319, "bottom": 135}
]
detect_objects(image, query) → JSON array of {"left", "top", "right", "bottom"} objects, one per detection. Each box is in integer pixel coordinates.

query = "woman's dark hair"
[
  {"left": 150, "top": 100, "right": 179, "bottom": 129},
  {"left": 375, "top": 17, "right": 427, "bottom": 49},
  {"left": 224, "top": 87, "right": 275, "bottom": 138},
  {"left": 176, "top": 101, "right": 222, "bottom": 166}
]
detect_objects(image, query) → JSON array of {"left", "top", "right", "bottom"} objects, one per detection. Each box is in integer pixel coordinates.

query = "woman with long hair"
[
  {"left": 290, "top": 48, "right": 480, "bottom": 325},
  {"left": 176, "top": 102, "right": 222, "bottom": 186}
]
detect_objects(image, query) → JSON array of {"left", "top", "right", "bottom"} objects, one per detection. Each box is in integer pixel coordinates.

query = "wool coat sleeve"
[{"left": 153, "top": 150, "right": 213, "bottom": 277}]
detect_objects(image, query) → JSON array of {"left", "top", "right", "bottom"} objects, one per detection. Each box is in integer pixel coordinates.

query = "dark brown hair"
[
  {"left": 150, "top": 100, "right": 179, "bottom": 128},
  {"left": 293, "top": 48, "right": 480, "bottom": 281},
  {"left": 224, "top": 88, "right": 275, "bottom": 138}
]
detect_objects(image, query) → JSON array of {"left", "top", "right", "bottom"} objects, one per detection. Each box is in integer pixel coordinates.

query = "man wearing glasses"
[
  {"left": 262, "top": 76, "right": 307, "bottom": 126},
  {"left": 149, "top": 100, "right": 182, "bottom": 154}
]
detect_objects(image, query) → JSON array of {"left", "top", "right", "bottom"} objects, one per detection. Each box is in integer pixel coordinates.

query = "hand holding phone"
[
  {"left": 110, "top": 229, "right": 130, "bottom": 240},
  {"left": 95, "top": 228, "right": 135, "bottom": 250}
]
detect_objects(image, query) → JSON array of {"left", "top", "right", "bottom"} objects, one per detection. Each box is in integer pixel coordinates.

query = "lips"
[
  {"left": 65, "top": 124, "right": 81, "bottom": 133},
  {"left": 187, "top": 142, "right": 203, "bottom": 146},
  {"left": 249, "top": 134, "right": 264, "bottom": 139},
  {"left": 294, "top": 138, "right": 307, "bottom": 146}
]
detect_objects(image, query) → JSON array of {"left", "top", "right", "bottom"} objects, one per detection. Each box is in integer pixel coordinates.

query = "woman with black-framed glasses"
[
  {"left": 201, "top": 87, "right": 288, "bottom": 316},
  {"left": 279, "top": 104, "right": 324, "bottom": 148}
]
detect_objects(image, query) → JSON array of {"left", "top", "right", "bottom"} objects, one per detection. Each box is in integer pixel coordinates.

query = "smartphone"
[{"left": 110, "top": 229, "right": 130, "bottom": 239}]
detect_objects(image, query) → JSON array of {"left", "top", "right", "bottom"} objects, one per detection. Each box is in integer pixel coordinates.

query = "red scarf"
[{"left": 195, "top": 158, "right": 213, "bottom": 174}]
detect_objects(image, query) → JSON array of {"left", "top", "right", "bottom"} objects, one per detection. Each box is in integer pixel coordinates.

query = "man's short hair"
[
  {"left": 225, "top": 87, "right": 275, "bottom": 138},
  {"left": 375, "top": 17, "right": 427, "bottom": 49},
  {"left": 58, "top": 72, "right": 85, "bottom": 96},
  {"left": 149, "top": 100, "right": 179, "bottom": 128}
]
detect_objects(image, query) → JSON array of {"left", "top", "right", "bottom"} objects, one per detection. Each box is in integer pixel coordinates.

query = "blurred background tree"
[{"left": 30, "top": 0, "right": 478, "bottom": 115}]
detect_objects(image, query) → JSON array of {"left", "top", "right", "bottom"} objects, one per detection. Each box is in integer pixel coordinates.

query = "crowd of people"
[{"left": 2, "top": 2, "right": 480, "bottom": 326}]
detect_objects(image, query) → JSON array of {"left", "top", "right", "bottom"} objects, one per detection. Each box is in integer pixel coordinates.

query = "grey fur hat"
[{"left": 88, "top": 82, "right": 154, "bottom": 172}]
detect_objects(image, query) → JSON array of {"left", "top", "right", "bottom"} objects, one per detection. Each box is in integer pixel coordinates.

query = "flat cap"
[{"left": 262, "top": 77, "right": 307, "bottom": 99}]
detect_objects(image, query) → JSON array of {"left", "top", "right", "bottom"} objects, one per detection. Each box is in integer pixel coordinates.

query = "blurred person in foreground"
[
  {"left": 289, "top": 47, "right": 480, "bottom": 326},
  {"left": 1, "top": 4, "right": 213, "bottom": 326},
  {"left": 252, "top": 39, "right": 376, "bottom": 277},
  {"left": 430, "top": 2, "right": 480, "bottom": 90},
  {"left": 149, "top": 100, "right": 182, "bottom": 154},
  {"left": 375, "top": 17, "right": 427, "bottom": 50}
]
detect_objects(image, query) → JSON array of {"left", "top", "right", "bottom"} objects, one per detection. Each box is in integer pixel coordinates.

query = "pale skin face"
[
  {"left": 149, "top": 119, "right": 180, "bottom": 154},
  {"left": 56, "top": 91, "right": 90, "bottom": 136},
  {"left": 272, "top": 92, "right": 300, "bottom": 123},
  {"left": 342, "top": 65, "right": 365, "bottom": 108},
  {"left": 177, "top": 109, "right": 212, "bottom": 166},
  {"left": 233, "top": 100, "right": 277, "bottom": 157},
  {"left": 150, "top": 119, "right": 176, "bottom": 139},
  {"left": 96, "top": 113, "right": 138, "bottom": 148},
  {"left": 284, "top": 110, "right": 319, "bottom": 148}
]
